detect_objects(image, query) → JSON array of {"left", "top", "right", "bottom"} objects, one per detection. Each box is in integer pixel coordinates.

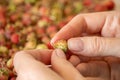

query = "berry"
[
  {"left": 22, "top": 13, "right": 31, "bottom": 26},
  {"left": 37, "top": 19, "right": 48, "bottom": 28},
  {"left": 53, "top": 40, "right": 68, "bottom": 52},
  {"left": 41, "top": 36, "right": 50, "bottom": 44},
  {"left": 103, "top": 0, "right": 115, "bottom": 10},
  {"left": 6, "top": 58, "right": 13, "bottom": 69},
  {"left": 35, "top": 27, "right": 45, "bottom": 37},
  {"left": 10, "top": 13, "right": 19, "bottom": 22},
  {"left": 0, "top": 68, "right": 9, "bottom": 80},
  {"left": 47, "top": 42, "right": 53, "bottom": 49},
  {"left": 94, "top": 4, "right": 107, "bottom": 12},
  {"left": 0, "top": 46, "right": 8, "bottom": 54},
  {"left": 36, "top": 44, "right": 48, "bottom": 49},
  {"left": 39, "top": 6, "right": 49, "bottom": 16},
  {"left": 24, "top": 40, "right": 37, "bottom": 50},
  {"left": 83, "top": 0, "right": 92, "bottom": 6},
  {"left": 10, "top": 33, "right": 19, "bottom": 44}
]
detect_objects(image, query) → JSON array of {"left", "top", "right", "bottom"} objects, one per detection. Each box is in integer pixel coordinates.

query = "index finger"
[{"left": 51, "top": 11, "right": 114, "bottom": 44}]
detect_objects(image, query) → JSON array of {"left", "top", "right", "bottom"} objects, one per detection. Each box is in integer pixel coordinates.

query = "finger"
[
  {"left": 13, "top": 49, "right": 52, "bottom": 73},
  {"left": 14, "top": 50, "right": 63, "bottom": 80},
  {"left": 51, "top": 49, "right": 84, "bottom": 80},
  {"left": 104, "top": 57, "right": 120, "bottom": 80},
  {"left": 101, "top": 11, "right": 120, "bottom": 37},
  {"left": 68, "top": 36, "right": 120, "bottom": 57},
  {"left": 76, "top": 61, "right": 110, "bottom": 78},
  {"left": 51, "top": 11, "right": 115, "bottom": 44},
  {"left": 69, "top": 55, "right": 81, "bottom": 66},
  {"left": 85, "top": 77, "right": 105, "bottom": 80}
]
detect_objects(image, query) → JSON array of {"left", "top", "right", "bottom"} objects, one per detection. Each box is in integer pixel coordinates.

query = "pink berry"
[
  {"left": 22, "top": 13, "right": 31, "bottom": 26},
  {"left": 11, "top": 33, "right": 19, "bottom": 44}
]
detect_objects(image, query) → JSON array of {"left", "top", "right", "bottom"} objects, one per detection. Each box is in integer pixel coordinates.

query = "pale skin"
[{"left": 14, "top": 11, "right": 120, "bottom": 80}]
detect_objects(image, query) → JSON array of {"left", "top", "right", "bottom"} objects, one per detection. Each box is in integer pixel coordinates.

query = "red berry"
[
  {"left": 83, "top": 0, "right": 92, "bottom": 6},
  {"left": 11, "top": 33, "right": 19, "bottom": 44},
  {"left": 103, "top": 0, "right": 115, "bottom": 10},
  {"left": 6, "top": 26, "right": 15, "bottom": 34},
  {"left": 94, "top": 4, "right": 107, "bottom": 12},
  {"left": 47, "top": 42, "right": 53, "bottom": 49}
]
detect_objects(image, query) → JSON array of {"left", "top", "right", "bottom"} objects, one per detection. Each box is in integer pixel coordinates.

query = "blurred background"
[{"left": 0, "top": 0, "right": 119, "bottom": 80}]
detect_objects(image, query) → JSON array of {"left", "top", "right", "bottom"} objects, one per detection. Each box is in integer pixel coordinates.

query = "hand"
[
  {"left": 51, "top": 11, "right": 120, "bottom": 79},
  {"left": 51, "top": 11, "right": 120, "bottom": 57},
  {"left": 13, "top": 49, "right": 63, "bottom": 80},
  {"left": 14, "top": 49, "right": 112, "bottom": 80},
  {"left": 13, "top": 49, "right": 84, "bottom": 80}
]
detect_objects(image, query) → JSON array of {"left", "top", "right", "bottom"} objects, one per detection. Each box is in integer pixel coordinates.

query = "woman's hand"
[
  {"left": 14, "top": 49, "right": 114, "bottom": 80},
  {"left": 13, "top": 49, "right": 85, "bottom": 80},
  {"left": 51, "top": 11, "right": 120, "bottom": 57},
  {"left": 51, "top": 11, "right": 120, "bottom": 79},
  {"left": 13, "top": 49, "right": 64, "bottom": 80}
]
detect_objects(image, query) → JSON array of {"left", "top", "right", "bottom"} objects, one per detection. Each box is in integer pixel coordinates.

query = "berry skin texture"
[{"left": 53, "top": 40, "right": 68, "bottom": 52}]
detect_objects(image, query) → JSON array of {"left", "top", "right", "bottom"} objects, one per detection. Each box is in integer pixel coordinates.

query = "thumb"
[
  {"left": 68, "top": 37, "right": 120, "bottom": 57},
  {"left": 51, "top": 49, "right": 84, "bottom": 80}
]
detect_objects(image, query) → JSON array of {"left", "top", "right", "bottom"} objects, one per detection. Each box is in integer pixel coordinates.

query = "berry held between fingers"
[
  {"left": 53, "top": 40, "right": 68, "bottom": 53},
  {"left": 0, "top": 0, "right": 115, "bottom": 79}
]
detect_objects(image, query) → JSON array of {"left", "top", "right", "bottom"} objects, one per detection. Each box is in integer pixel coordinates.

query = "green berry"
[
  {"left": 0, "top": 46, "right": 8, "bottom": 53},
  {"left": 24, "top": 40, "right": 37, "bottom": 50},
  {"left": 53, "top": 40, "right": 67, "bottom": 52},
  {"left": 36, "top": 44, "right": 48, "bottom": 49},
  {"left": 6, "top": 58, "right": 13, "bottom": 69}
]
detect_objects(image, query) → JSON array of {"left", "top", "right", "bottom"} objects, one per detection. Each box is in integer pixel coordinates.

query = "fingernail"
[
  {"left": 50, "top": 38, "right": 56, "bottom": 46},
  {"left": 55, "top": 49, "right": 66, "bottom": 58},
  {"left": 68, "top": 38, "right": 84, "bottom": 52}
]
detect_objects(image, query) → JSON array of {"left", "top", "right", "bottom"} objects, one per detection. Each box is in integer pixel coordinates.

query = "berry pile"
[{"left": 0, "top": 0, "right": 115, "bottom": 80}]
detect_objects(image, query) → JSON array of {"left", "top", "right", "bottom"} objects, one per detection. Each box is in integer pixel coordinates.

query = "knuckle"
[
  {"left": 91, "top": 37, "right": 105, "bottom": 56},
  {"left": 102, "top": 11, "right": 120, "bottom": 37}
]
